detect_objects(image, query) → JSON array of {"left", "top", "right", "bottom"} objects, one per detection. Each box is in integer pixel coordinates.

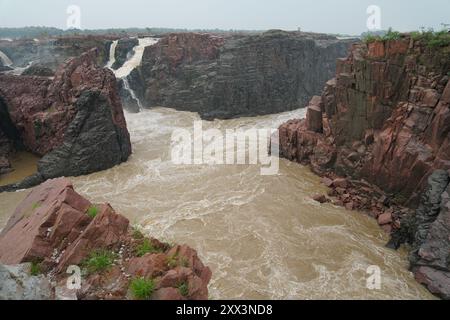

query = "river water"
[{"left": 0, "top": 107, "right": 432, "bottom": 300}]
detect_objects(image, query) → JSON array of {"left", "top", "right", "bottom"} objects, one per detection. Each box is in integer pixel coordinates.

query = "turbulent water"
[{"left": 0, "top": 107, "right": 433, "bottom": 300}]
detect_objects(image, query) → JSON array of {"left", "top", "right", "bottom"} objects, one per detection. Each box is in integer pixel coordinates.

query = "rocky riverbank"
[
  {"left": 0, "top": 178, "right": 211, "bottom": 300},
  {"left": 0, "top": 48, "right": 131, "bottom": 191},
  {"left": 278, "top": 34, "right": 450, "bottom": 299},
  {"left": 128, "top": 30, "right": 355, "bottom": 119}
]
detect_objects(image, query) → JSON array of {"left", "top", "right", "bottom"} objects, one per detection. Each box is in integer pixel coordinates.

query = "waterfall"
[
  {"left": 123, "top": 78, "right": 143, "bottom": 110},
  {"left": 106, "top": 40, "right": 118, "bottom": 69},
  {"left": 0, "top": 50, "right": 13, "bottom": 66},
  {"left": 106, "top": 37, "right": 158, "bottom": 111}
]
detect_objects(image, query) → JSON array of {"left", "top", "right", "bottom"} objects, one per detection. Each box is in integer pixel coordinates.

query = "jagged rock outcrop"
[
  {"left": 278, "top": 35, "right": 450, "bottom": 298},
  {"left": 133, "top": 31, "right": 354, "bottom": 119},
  {"left": 0, "top": 48, "right": 132, "bottom": 191},
  {"left": 406, "top": 170, "right": 450, "bottom": 299},
  {"left": 0, "top": 178, "right": 212, "bottom": 300}
]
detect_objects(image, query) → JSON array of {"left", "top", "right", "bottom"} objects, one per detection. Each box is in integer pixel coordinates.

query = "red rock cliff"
[{"left": 279, "top": 37, "right": 450, "bottom": 206}]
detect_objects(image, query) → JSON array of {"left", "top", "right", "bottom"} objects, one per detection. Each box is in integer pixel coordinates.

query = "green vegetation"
[
  {"left": 130, "top": 277, "right": 156, "bottom": 300},
  {"left": 363, "top": 28, "right": 450, "bottom": 49},
  {"left": 30, "top": 261, "right": 42, "bottom": 276},
  {"left": 410, "top": 29, "right": 450, "bottom": 48},
  {"left": 32, "top": 202, "right": 41, "bottom": 210},
  {"left": 363, "top": 28, "right": 401, "bottom": 44},
  {"left": 86, "top": 206, "right": 99, "bottom": 219},
  {"left": 178, "top": 282, "right": 189, "bottom": 297},
  {"left": 83, "top": 250, "right": 116, "bottom": 274},
  {"left": 135, "top": 239, "right": 163, "bottom": 257}
]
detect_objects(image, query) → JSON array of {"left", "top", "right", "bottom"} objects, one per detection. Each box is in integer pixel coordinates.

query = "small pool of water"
[{"left": 0, "top": 151, "right": 40, "bottom": 186}]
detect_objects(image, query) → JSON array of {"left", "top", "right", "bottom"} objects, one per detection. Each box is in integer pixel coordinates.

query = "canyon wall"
[
  {"left": 278, "top": 35, "right": 450, "bottom": 298},
  {"left": 131, "top": 31, "right": 354, "bottom": 119},
  {"left": 0, "top": 48, "right": 132, "bottom": 191}
]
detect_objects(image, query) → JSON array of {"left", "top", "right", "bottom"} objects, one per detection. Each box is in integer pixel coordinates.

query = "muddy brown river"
[{"left": 0, "top": 108, "right": 435, "bottom": 300}]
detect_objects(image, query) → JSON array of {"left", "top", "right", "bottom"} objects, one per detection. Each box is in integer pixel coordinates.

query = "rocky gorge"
[
  {"left": 0, "top": 29, "right": 448, "bottom": 301},
  {"left": 278, "top": 35, "right": 450, "bottom": 299}
]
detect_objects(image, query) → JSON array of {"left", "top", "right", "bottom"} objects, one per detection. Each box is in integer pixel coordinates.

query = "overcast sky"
[{"left": 0, "top": 0, "right": 449, "bottom": 34}]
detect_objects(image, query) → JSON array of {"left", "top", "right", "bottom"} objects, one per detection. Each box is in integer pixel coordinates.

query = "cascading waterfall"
[
  {"left": 106, "top": 40, "right": 118, "bottom": 69},
  {"left": 0, "top": 50, "right": 13, "bottom": 66},
  {"left": 106, "top": 37, "right": 158, "bottom": 111}
]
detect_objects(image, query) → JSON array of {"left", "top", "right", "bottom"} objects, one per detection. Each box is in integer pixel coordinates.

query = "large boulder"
[
  {"left": 0, "top": 178, "right": 212, "bottom": 300},
  {"left": 0, "top": 48, "right": 132, "bottom": 191}
]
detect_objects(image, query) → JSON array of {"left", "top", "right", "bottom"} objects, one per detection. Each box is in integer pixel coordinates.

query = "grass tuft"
[
  {"left": 30, "top": 261, "right": 42, "bottom": 276},
  {"left": 83, "top": 249, "right": 116, "bottom": 274},
  {"left": 87, "top": 206, "right": 99, "bottom": 219},
  {"left": 130, "top": 277, "right": 156, "bottom": 300},
  {"left": 135, "top": 239, "right": 162, "bottom": 257},
  {"left": 178, "top": 281, "right": 189, "bottom": 297}
]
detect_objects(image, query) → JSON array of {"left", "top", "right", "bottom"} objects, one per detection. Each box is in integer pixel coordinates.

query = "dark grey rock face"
[
  {"left": 389, "top": 170, "right": 450, "bottom": 299},
  {"left": 409, "top": 170, "right": 450, "bottom": 299},
  {"left": 137, "top": 31, "right": 355, "bottom": 119},
  {"left": 38, "top": 90, "right": 132, "bottom": 179}
]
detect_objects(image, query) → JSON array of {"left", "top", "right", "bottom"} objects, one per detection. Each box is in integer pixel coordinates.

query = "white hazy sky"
[{"left": 0, "top": 0, "right": 449, "bottom": 34}]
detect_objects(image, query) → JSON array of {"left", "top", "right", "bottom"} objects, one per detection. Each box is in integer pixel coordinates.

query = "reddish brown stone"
[
  {"left": 312, "top": 194, "right": 329, "bottom": 204},
  {"left": 378, "top": 212, "right": 393, "bottom": 225},
  {"left": 126, "top": 254, "right": 168, "bottom": 278}
]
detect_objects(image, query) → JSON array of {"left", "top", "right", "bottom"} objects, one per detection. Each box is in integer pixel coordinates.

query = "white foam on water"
[{"left": 113, "top": 37, "right": 158, "bottom": 79}]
